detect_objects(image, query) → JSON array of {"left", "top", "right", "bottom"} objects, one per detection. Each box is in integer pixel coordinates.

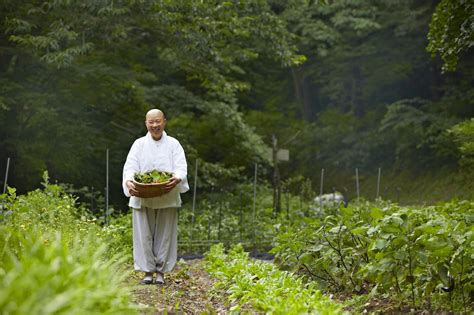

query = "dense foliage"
[
  {"left": 1, "top": 2, "right": 473, "bottom": 313},
  {"left": 427, "top": 0, "right": 474, "bottom": 72},
  {"left": 271, "top": 200, "right": 474, "bottom": 313},
  {"left": 0, "top": 173, "right": 137, "bottom": 314},
  {"left": 1, "top": 0, "right": 473, "bottom": 210},
  {"left": 0, "top": 0, "right": 301, "bottom": 208},
  {"left": 449, "top": 117, "right": 474, "bottom": 171},
  {"left": 246, "top": 0, "right": 474, "bottom": 196}
]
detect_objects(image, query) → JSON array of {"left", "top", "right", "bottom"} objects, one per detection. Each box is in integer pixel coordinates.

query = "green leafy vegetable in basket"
[{"left": 134, "top": 170, "right": 173, "bottom": 184}]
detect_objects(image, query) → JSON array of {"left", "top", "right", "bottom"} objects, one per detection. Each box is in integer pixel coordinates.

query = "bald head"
[
  {"left": 145, "top": 109, "right": 167, "bottom": 140},
  {"left": 146, "top": 109, "right": 165, "bottom": 120}
]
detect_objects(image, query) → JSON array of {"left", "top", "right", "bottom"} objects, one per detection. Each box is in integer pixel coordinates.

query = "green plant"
[
  {"left": 0, "top": 173, "right": 138, "bottom": 314},
  {"left": 271, "top": 199, "right": 474, "bottom": 313},
  {"left": 102, "top": 213, "right": 134, "bottom": 260},
  {"left": 0, "top": 228, "right": 136, "bottom": 314},
  {"left": 449, "top": 118, "right": 474, "bottom": 171},
  {"left": 133, "top": 170, "right": 173, "bottom": 184},
  {"left": 205, "top": 243, "right": 345, "bottom": 314}
]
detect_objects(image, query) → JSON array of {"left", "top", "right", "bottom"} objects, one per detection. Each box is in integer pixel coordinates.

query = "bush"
[
  {"left": 0, "top": 174, "right": 138, "bottom": 314},
  {"left": 102, "top": 213, "right": 134, "bottom": 260},
  {"left": 271, "top": 199, "right": 474, "bottom": 313}
]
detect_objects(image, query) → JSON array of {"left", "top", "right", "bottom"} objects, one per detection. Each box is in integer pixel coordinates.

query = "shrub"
[
  {"left": 0, "top": 174, "right": 138, "bottom": 314},
  {"left": 271, "top": 199, "right": 474, "bottom": 313}
]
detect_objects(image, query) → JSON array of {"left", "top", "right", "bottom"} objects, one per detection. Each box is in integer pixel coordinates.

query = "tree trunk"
[
  {"left": 291, "top": 66, "right": 313, "bottom": 121},
  {"left": 351, "top": 65, "right": 364, "bottom": 117}
]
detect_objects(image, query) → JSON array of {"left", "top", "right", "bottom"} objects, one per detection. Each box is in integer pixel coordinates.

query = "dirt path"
[{"left": 126, "top": 259, "right": 230, "bottom": 314}]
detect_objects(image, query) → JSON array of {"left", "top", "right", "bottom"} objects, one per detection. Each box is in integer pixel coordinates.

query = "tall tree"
[
  {"left": 0, "top": 0, "right": 302, "bottom": 202},
  {"left": 427, "top": 0, "right": 474, "bottom": 72}
]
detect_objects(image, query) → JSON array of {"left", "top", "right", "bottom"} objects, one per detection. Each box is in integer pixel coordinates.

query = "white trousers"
[{"left": 132, "top": 207, "right": 177, "bottom": 273}]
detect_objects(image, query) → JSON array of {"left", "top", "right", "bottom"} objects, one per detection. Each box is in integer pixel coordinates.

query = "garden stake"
[
  {"left": 190, "top": 159, "right": 198, "bottom": 252},
  {"left": 239, "top": 191, "right": 243, "bottom": 242},
  {"left": 319, "top": 168, "right": 324, "bottom": 209},
  {"left": 207, "top": 219, "right": 211, "bottom": 241},
  {"left": 91, "top": 186, "right": 95, "bottom": 213},
  {"left": 218, "top": 201, "right": 222, "bottom": 241},
  {"left": 376, "top": 167, "right": 381, "bottom": 199},
  {"left": 105, "top": 149, "right": 109, "bottom": 225},
  {"left": 252, "top": 163, "right": 257, "bottom": 249},
  {"left": 3, "top": 157, "right": 10, "bottom": 194},
  {"left": 355, "top": 168, "right": 360, "bottom": 199}
]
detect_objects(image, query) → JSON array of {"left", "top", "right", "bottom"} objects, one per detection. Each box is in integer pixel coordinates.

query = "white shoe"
[
  {"left": 140, "top": 273, "right": 153, "bottom": 285},
  {"left": 156, "top": 272, "right": 165, "bottom": 285}
]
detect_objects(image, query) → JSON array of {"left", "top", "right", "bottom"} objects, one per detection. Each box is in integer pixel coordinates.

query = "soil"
[{"left": 126, "top": 259, "right": 233, "bottom": 314}]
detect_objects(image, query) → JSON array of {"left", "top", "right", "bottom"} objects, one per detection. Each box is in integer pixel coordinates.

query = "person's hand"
[
  {"left": 163, "top": 176, "right": 181, "bottom": 193},
  {"left": 126, "top": 180, "right": 139, "bottom": 196}
]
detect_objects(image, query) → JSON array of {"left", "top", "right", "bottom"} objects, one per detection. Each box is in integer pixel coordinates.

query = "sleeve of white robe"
[
  {"left": 122, "top": 140, "right": 141, "bottom": 197},
  {"left": 172, "top": 140, "right": 190, "bottom": 194}
]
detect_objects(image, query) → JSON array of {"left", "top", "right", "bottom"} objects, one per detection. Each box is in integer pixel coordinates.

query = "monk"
[{"left": 122, "top": 109, "right": 189, "bottom": 285}]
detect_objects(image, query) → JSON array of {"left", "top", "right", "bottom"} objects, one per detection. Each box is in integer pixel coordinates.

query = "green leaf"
[
  {"left": 351, "top": 226, "right": 368, "bottom": 235},
  {"left": 370, "top": 207, "right": 384, "bottom": 220},
  {"left": 299, "top": 252, "right": 313, "bottom": 264},
  {"left": 432, "top": 246, "right": 453, "bottom": 258},
  {"left": 374, "top": 239, "right": 387, "bottom": 250}
]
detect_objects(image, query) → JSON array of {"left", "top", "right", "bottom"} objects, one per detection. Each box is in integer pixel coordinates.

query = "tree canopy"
[{"left": 1, "top": 0, "right": 473, "bottom": 209}]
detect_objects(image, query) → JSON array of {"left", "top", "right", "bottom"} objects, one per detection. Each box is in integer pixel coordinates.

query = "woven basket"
[{"left": 133, "top": 180, "right": 170, "bottom": 198}]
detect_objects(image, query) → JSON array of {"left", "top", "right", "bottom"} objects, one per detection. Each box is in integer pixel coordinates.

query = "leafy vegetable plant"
[
  {"left": 134, "top": 169, "right": 172, "bottom": 184},
  {"left": 271, "top": 199, "right": 474, "bottom": 313},
  {"left": 205, "top": 243, "right": 345, "bottom": 314}
]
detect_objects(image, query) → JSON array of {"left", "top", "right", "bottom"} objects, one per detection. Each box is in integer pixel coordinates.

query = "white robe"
[
  {"left": 122, "top": 131, "right": 189, "bottom": 209},
  {"left": 122, "top": 131, "right": 189, "bottom": 273}
]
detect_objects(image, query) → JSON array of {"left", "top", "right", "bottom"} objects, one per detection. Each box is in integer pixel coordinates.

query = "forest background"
[{"left": 1, "top": 0, "right": 473, "bottom": 214}]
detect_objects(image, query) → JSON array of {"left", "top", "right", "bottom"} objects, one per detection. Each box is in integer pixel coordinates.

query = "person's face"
[{"left": 145, "top": 112, "right": 166, "bottom": 140}]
